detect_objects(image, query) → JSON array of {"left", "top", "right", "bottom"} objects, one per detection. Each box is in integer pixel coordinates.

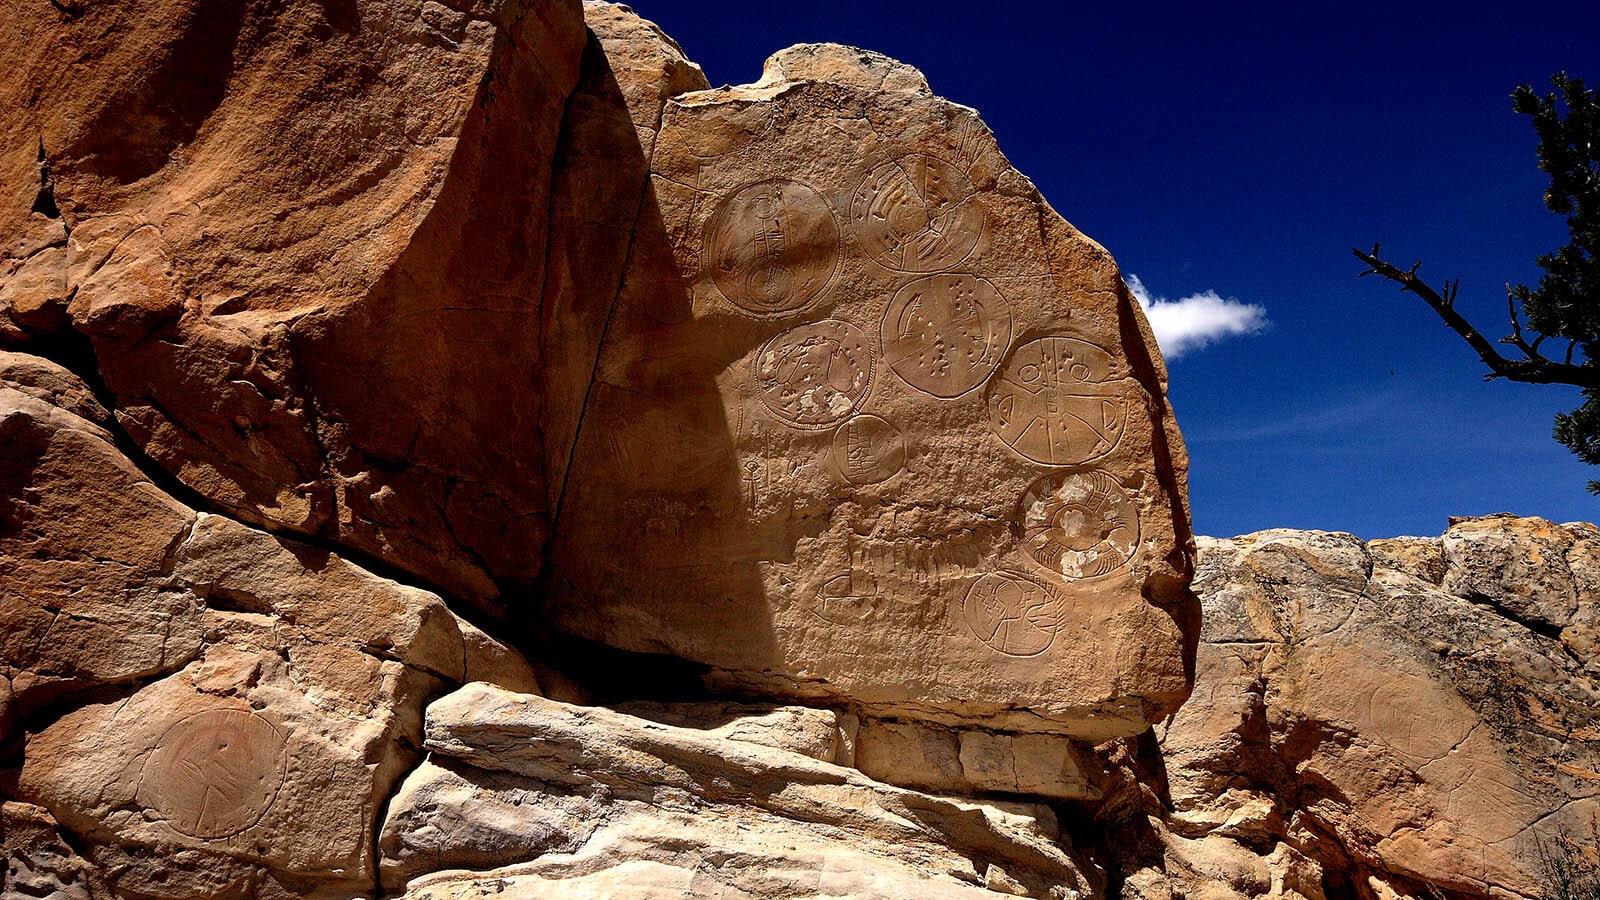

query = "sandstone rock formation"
[
  {"left": 4, "top": 0, "right": 1194, "bottom": 893},
  {"left": 2, "top": 356, "right": 533, "bottom": 898},
  {"left": 7, "top": 1, "right": 1592, "bottom": 899},
  {"left": 380, "top": 683, "right": 1098, "bottom": 898},
  {"left": 544, "top": 33, "right": 1196, "bottom": 744},
  {"left": 5, "top": 0, "right": 1196, "bottom": 743},
  {"left": 2, "top": 0, "right": 589, "bottom": 606},
  {"left": 1114, "top": 515, "right": 1600, "bottom": 900}
]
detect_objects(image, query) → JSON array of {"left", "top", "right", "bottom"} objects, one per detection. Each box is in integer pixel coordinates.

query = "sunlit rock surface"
[{"left": 5, "top": 1, "right": 1590, "bottom": 899}]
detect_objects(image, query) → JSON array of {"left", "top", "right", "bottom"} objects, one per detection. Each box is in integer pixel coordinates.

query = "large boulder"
[
  {"left": 544, "top": 36, "right": 1197, "bottom": 741},
  {"left": 1, "top": 0, "right": 589, "bottom": 606},
  {"left": 378, "top": 682, "right": 1098, "bottom": 899},
  {"left": 1139, "top": 516, "right": 1600, "bottom": 900},
  {"left": 3, "top": 0, "right": 1197, "bottom": 742}
]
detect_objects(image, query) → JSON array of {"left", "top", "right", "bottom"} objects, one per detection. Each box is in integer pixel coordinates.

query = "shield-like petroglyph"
[
  {"left": 987, "top": 337, "right": 1129, "bottom": 466},
  {"left": 851, "top": 154, "right": 983, "bottom": 273},
  {"left": 963, "top": 572, "right": 1066, "bottom": 657},
  {"left": 137, "top": 709, "right": 288, "bottom": 840},
  {"left": 808, "top": 567, "right": 883, "bottom": 625},
  {"left": 832, "top": 414, "right": 906, "bottom": 485},
  {"left": 754, "top": 319, "right": 873, "bottom": 429},
  {"left": 1017, "top": 469, "right": 1140, "bottom": 581},
  {"left": 881, "top": 273, "right": 1012, "bottom": 398},
  {"left": 705, "top": 178, "right": 839, "bottom": 316}
]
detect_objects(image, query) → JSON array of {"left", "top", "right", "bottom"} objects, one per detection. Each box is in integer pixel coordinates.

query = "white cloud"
[{"left": 1124, "top": 273, "right": 1267, "bottom": 359}]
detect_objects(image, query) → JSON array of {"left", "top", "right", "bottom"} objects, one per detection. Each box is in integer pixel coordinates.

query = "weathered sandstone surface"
[
  {"left": 1110, "top": 515, "right": 1600, "bottom": 900},
  {"left": 381, "top": 683, "right": 1098, "bottom": 898},
  {"left": 3, "top": 0, "right": 589, "bottom": 606},
  {"left": 4, "top": 0, "right": 1594, "bottom": 898},
  {"left": 3, "top": 0, "right": 1197, "bottom": 743},
  {"left": 543, "top": 27, "right": 1196, "bottom": 744},
  {"left": 2, "top": 356, "right": 534, "bottom": 897}
]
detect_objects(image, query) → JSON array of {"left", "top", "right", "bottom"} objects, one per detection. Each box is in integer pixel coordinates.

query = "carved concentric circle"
[
  {"left": 1017, "top": 469, "right": 1140, "bottom": 581},
  {"left": 851, "top": 154, "right": 983, "bottom": 272},
  {"left": 963, "top": 572, "right": 1065, "bottom": 657},
  {"left": 705, "top": 178, "right": 839, "bottom": 316},
  {"left": 754, "top": 320, "right": 873, "bottom": 429},
  {"left": 987, "top": 337, "right": 1129, "bottom": 466},
  {"left": 881, "top": 273, "right": 1012, "bottom": 398},
  {"left": 138, "top": 709, "right": 287, "bottom": 839}
]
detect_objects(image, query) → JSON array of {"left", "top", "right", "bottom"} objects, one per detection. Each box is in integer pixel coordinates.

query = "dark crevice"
[
  {"left": 543, "top": 34, "right": 648, "bottom": 553},
  {"left": 31, "top": 141, "right": 61, "bottom": 220},
  {"left": 368, "top": 720, "right": 430, "bottom": 899},
  {"left": 44, "top": 0, "right": 84, "bottom": 19},
  {"left": 513, "top": 588, "right": 714, "bottom": 705},
  {"left": 1458, "top": 591, "right": 1567, "bottom": 642}
]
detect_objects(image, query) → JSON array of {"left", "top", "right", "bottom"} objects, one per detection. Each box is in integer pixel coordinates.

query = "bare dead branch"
[{"left": 1352, "top": 247, "right": 1600, "bottom": 387}]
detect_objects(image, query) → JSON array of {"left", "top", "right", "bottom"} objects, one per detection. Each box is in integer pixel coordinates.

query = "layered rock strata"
[
  {"left": 2, "top": 356, "right": 534, "bottom": 897},
  {"left": 380, "top": 683, "right": 1098, "bottom": 898}
]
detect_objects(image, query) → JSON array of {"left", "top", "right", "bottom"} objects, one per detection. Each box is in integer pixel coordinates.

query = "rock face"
[
  {"left": 544, "top": 37, "right": 1196, "bottom": 742},
  {"left": 2, "top": 0, "right": 589, "bottom": 606},
  {"left": 13, "top": 2, "right": 1592, "bottom": 900},
  {"left": 379, "top": 683, "right": 1098, "bottom": 899},
  {"left": 1123, "top": 516, "right": 1600, "bottom": 900},
  {"left": 2, "top": 356, "right": 533, "bottom": 898},
  {"left": 3, "top": 0, "right": 1195, "bottom": 737}
]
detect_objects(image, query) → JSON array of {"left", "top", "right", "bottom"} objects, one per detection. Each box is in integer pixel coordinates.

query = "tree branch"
[{"left": 1353, "top": 245, "right": 1600, "bottom": 387}]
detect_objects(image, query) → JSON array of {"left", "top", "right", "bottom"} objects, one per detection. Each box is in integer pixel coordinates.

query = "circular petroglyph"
[
  {"left": 963, "top": 572, "right": 1065, "bottom": 657},
  {"left": 1018, "top": 469, "right": 1140, "bottom": 581},
  {"left": 705, "top": 179, "right": 839, "bottom": 316},
  {"left": 832, "top": 414, "right": 906, "bottom": 485},
  {"left": 138, "top": 709, "right": 288, "bottom": 840},
  {"left": 851, "top": 154, "right": 983, "bottom": 272},
  {"left": 882, "top": 273, "right": 1012, "bottom": 398},
  {"left": 754, "top": 320, "right": 873, "bottom": 429},
  {"left": 987, "top": 337, "right": 1129, "bottom": 466}
]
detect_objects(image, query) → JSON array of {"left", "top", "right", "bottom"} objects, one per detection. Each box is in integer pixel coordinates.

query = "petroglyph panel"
[
  {"left": 137, "top": 709, "right": 287, "bottom": 839},
  {"left": 851, "top": 154, "right": 983, "bottom": 272},
  {"left": 754, "top": 320, "right": 873, "bottom": 429},
  {"left": 546, "top": 41, "right": 1195, "bottom": 742},
  {"left": 881, "top": 274, "right": 1012, "bottom": 398},
  {"left": 987, "top": 337, "right": 1129, "bottom": 466},
  {"left": 963, "top": 572, "right": 1066, "bottom": 657},
  {"left": 832, "top": 414, "right": 906, "bottom": 485},
  {"left": 705, "top": 179, "right": 839, "bottom": 315},
  {"left": 1018, "top": 470, "right": 1140, "bottom": 581}
]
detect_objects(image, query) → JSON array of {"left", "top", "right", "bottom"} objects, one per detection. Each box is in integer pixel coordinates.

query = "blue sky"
[{"left": 633, "top": 1, "right": 1600, "bottom": 538}]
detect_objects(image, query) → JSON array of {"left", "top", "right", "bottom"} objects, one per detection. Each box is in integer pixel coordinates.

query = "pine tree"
[{"left": 1355, "top": 73, "right": 1600, "bottom": 490}]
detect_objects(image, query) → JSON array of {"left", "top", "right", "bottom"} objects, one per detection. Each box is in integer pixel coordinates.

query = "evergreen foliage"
[{"left": 1356, "top": 73, "right": 1600, "bottom": 490}]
